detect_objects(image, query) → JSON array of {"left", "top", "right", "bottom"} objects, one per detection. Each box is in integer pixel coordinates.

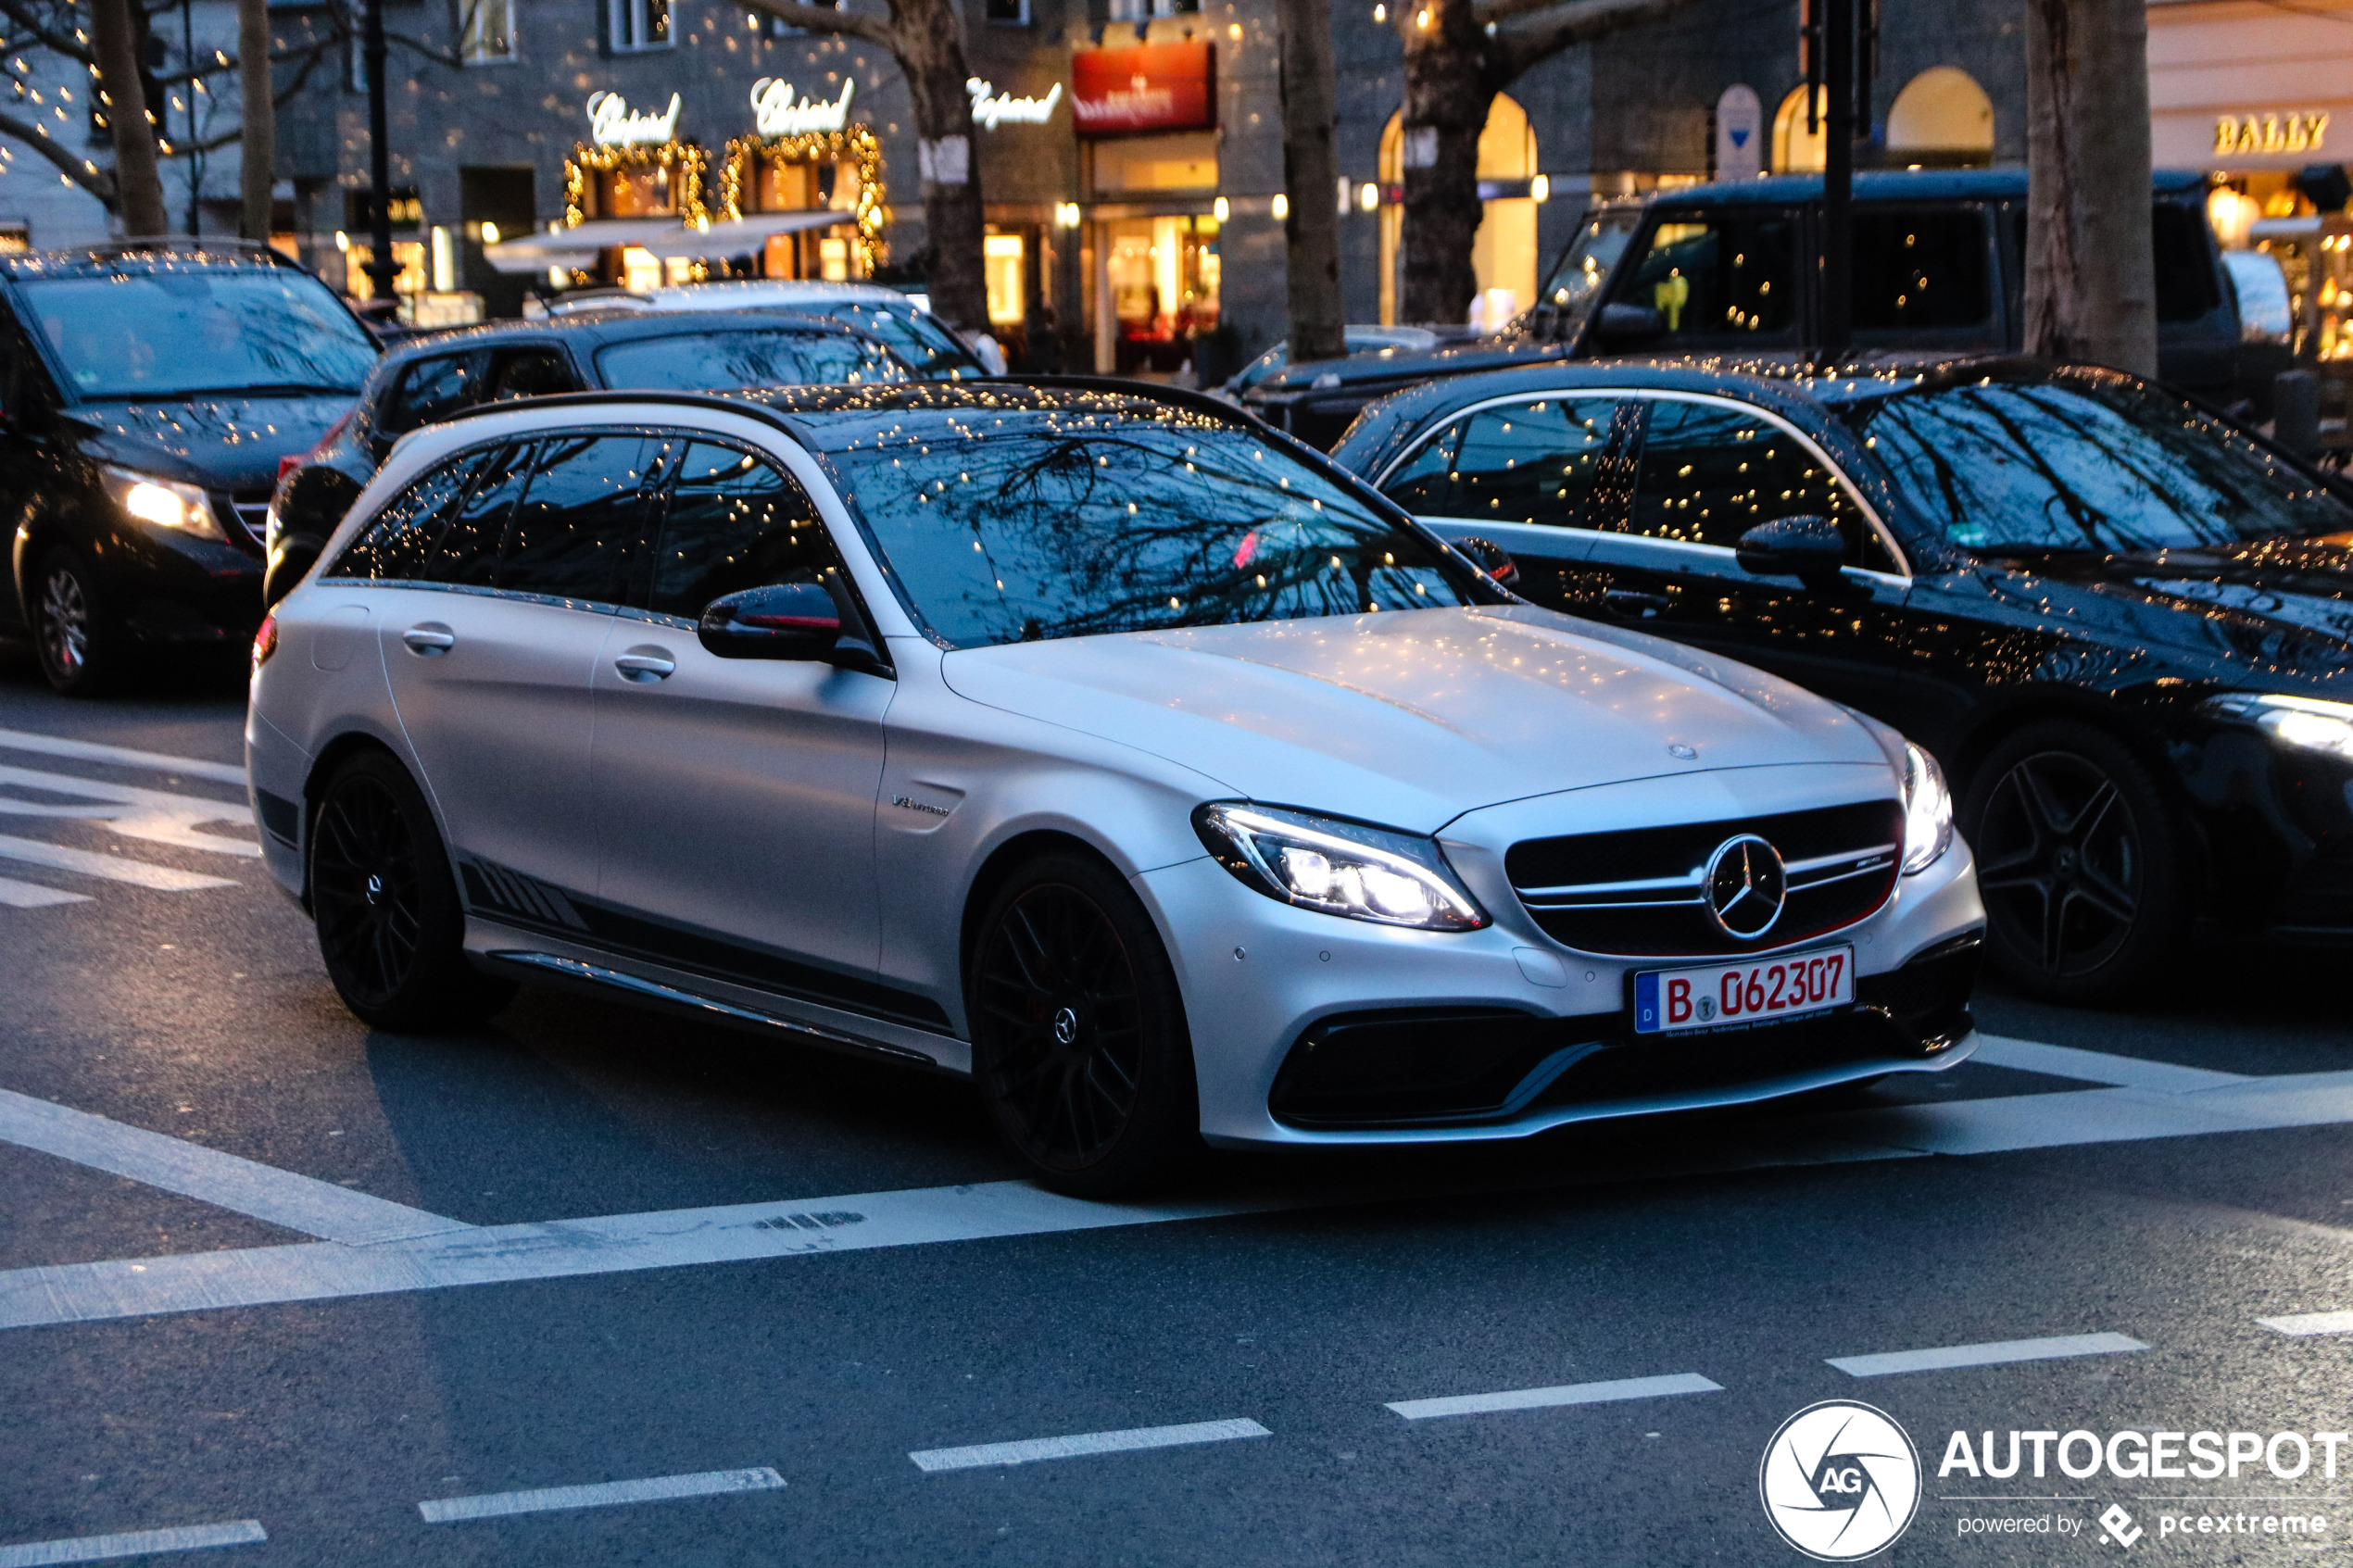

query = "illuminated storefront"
[{"left": 1071, "top": 41, "right": 1221, "bottom": 375}]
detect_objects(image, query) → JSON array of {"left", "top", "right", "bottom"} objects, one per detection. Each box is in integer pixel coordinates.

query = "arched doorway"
[
  {"left": 1886, "top": 67, "right": 1994, "bottom": 168},
  {"left": 1772, "top": 85, "right": 1827, "bottom": 173},
  {"left": 1379, "top": 94, "right": 1540, "bottom": 325}
]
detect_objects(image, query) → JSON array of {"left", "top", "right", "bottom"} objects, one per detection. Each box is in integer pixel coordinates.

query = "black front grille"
[
  {"left": 213, "top": 491, "right": 271, "bottom": 553},
  {"left": 1506, "top": 799, "right": 1904, "bottom": 958}
]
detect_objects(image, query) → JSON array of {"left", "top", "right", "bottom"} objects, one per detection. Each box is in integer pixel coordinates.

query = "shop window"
[
  {"left": 609, "top": 0, "right": 671, "bottom": 53},
  {"left": 1771, "top": 86, "right": 1827, "bottom": 174},
  {"left": 985, "top": 234, "right": 1026, "bottom": 327},
  {"left": 1101, "top": 0, "right": 1198, "bottom": 18},
  {"left": 1088, "top": 132, "right": 1217, "bottom": 194},
  {"left": 818, "top": 235, "right": 850, "bottom": 282},
  {"left": 1884, "top": 67, "right": 1994, "bottom": 169},
  {"left": 1378, "top": 94, "right": 1537, "bottom": 327},
  {"left": 459, "top": 0, "right": 515, "bottom": 64},
  {"left": 1105, "top": 214, "right": 1218, "bottom": 374},
  {"left": 986, "top": 0, "right": 1030, "bottom": 20}
]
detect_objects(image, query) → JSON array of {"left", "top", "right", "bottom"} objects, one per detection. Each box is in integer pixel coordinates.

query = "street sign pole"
[
  {"left": 1820, "top": 0, "right": 1854, "bottom": 359},
  {"left": 362, "top": 0, "right": 398, "bottom": 304}
]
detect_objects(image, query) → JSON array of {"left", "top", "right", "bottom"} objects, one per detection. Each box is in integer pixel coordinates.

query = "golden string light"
[{"left": 721, "top": 124, "right": 890, "bottom": 272}]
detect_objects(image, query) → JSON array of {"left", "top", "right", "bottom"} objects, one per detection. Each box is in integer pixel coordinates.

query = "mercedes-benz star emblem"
[
  {"left": 1051, "top": 1006, "right": 1080, "bottom": 1047},
  {"left": 1704, "top": 834, "right": 1787, "bottom": 939}
]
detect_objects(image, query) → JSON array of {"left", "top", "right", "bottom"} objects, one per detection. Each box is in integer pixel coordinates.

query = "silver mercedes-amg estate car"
[{"left": 246, "top": 383, "right": 1985, "bottom": 1194}]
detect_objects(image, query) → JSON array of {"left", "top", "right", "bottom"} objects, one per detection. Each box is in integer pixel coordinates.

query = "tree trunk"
[
  {"left": 1276, "top": 0, "right": 1344, "bottom": 363},
  {"left": 238, "top": 0, "right": 276, "bottom": 243},
  {"left": 1397, "top": 3, "right": 1491, "bottom": 325},
  {"left": 2023, "top": 0, "right": 2156, "bottom": 378},
  {"left": 892, "top": 0, "right": 987, "bottom": 333},
  {"left": 92, "top": 0, "right": 168, "bottom": 237}
]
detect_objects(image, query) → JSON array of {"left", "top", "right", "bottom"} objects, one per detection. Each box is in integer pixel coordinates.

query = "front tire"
[
  {"left": 1960, "top": 721, "right": 2188, "bottom": 1006},
  {"left": 968, "top": 852, "right": 1201, "bottom": 1198},
  {"left": 309, "top": 750, "right": 515, "bottom": 1031},
  {"left": 30, "top": 546, "right": 123, "bottom": 696}
]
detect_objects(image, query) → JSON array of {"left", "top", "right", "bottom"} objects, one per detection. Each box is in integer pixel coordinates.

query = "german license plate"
[{"left": 1631, "top": 947, "right": 1853, "bottom": 1035}]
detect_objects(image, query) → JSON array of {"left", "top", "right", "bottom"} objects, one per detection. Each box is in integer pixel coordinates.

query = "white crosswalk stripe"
[
  {"left": 0, "top": 834, "right": 237, "bottom": 892},
  {"left": 0, "top": 763, "right": 257, "bottom": 857},
  {"left": 0, "top": 730, "right": 252, "bottom": 914},
  {"left": 0, "top": 726, "right": 247, "bottom": 786},
  {"left": 0, "top": 875, "right": 92, "bottom": 909}
]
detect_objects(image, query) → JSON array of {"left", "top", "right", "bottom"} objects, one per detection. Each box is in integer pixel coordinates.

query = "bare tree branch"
[
  {"left": 1487, "top": 0, "right": 1699, "bottom": 80},
  {"left": 157, "top": 41, "right": 322, "bottom": 157},
  {"left": 0, "top": 106, "right": 115, "bottom": 205},
  {"left": 735, "top": 0, "right": 896, "bottom": 50},
  {"left": 0, "top": 0, "right": 93, "bottom": 61}
]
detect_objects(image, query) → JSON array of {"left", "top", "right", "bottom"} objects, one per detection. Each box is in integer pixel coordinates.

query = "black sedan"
[
  {"left": 264, "top": 307, "right": 916, "bottom": 604},
  {"left": 1331, "top": 357, "right": 2353, "bottom": 1004}
]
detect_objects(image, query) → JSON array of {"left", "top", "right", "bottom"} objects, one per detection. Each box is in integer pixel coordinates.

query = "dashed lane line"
[
  {"left": 2257, "top": 1311, "right": 2353, "bottom": 1336},
  {"left": 0, "top": 875, "right": 90, "bottom": 909},
  {"left": 1970, "top": 1035, "right": 2246, "bottom": 1093},
  {"left": 0, "top": 727, "right": 247, "bottom": 787},
  {"left": 9, "top": 1045, "right": 2353, "bottom": 1333},
  {"left": 0, "top": 1088, "right": 471, "bottom": 1247},
  {"left": 0, "top": 835, "right": 237, "bottom": 892},
  {"left": 1386, "top": 1372, "right": 1723, "bottom": 1421},
  {"left": 419, "top": 1467, "right": 785, "bottom": 1523},
  {"left": 910, "top": 1419, "right": 1270, "bottom": 1473},
  {"left": 0, "top": 1521, "right": 265, "bottom": 1566},
  {"left": 1827, "top": 1332, "right": 2148, "bottom": 1378}
]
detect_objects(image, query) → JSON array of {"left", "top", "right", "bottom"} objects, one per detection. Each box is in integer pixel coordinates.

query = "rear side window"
[
  {"left": 1618, "top": 212, "right": 1799, "bottom": 341},
  {"left": 1852, "top": 208, "right": 1992, "bottom": 330},
  {"left": 1625, "top": 398, "right": 1869, "bottom": 554},
  {"left": 497, "top": 433, "right": 658, "bottom": 603},
  {"left": 381, "top": 352, "right": 487, "bottom": 436},
  {"left": 423, "top": 440, "right": 533, "bottom": 587},
  {"left": 323, "top": 450, "right": 484, "bottom": 580},
  {"left": 1381, "top": 397, "right": 1621, "bottom": 526},
  {"left": 487, "top": 348, "right": 579, "bottom": 401},
  {"left": 643, "top": 440, "right": 832, "bottom": 618}
]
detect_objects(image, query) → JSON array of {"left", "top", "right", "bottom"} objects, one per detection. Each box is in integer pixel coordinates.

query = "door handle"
[
  {"left": 613, "top": 652, "right": 677, "bottom": 682},
  {"left": 402, "top": 624, "right": 455, "bottom": 655},
  {"left": 1601, "top": 589, "right": 1671, "bottom": 618}
]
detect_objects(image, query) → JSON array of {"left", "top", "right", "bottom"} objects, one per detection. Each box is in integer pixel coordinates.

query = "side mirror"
[
  {"left": 1734, "top": 516, "right": 1847, "bottom": 586},
  {"left": 1592, "top": 302, "right": 1664, "bottom": 350},
  {"left": 698, "top": 579, "right": 889, "bottom": 675},
  {"left": 1453, "top": 534, "right": 1520, "bottom": 589}
]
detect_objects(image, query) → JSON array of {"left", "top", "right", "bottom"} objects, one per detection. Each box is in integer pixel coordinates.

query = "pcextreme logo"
[{"left": 1761, "top": 1400, "right": 1923, "bottom": 1561}]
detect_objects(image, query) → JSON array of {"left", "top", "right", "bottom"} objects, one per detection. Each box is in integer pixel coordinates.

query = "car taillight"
[
  {"left": 278, "top": 455, "right": 304, "bottom": 483},
  {"left": 251, "top": 611, "right": 278, "bottom": 678}
]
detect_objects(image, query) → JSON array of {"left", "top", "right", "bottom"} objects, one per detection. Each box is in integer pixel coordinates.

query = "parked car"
[
  {"left": 0, "top": 242, "right": 378, "bottom": 694},
  {"left": 2221, "top": 248, "right": 2297, "bottom": 420},
  {"left": 1333, "top": 355, "right": 2353, "bottom": 1002},
  {"left": 250, "top": 381, "right": 1982, "bottom": 1193},
  {"left": 1215, "top": 326, "right": 1448, "bottom": 400},
  {"left": 264, "top": 307, "right": 915, "bottom": 605},
  {"left": 543, "top": 280, "right": 985, "bottom": 379},
  {"left": 1250, "top": 170, "right": 2241, "bottom": 448}
]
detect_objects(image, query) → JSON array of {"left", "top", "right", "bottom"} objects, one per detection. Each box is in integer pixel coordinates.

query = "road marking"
[
  {"left": 0, "top": 727, "right": 247, "bottom": 787},
  {"left": 1971, "top": 1035, "right": 2246, "bottom": 1092},
  {"left": 0, "top": 766, "right": 258, "bottom": 859},
  {"left": 910, "top": 1418, "right": 1269, "bottom": 1473},
  {"left": 2256, "top": 1311, "right": 2353, "bottom": 1336},
  {"left": 0, "top": 875, "right": 91, "bottom": 909},
  {"left": 1828, "top": 1332, "right": 2147, "bottom": 1378},
  {"left": 0, "top": 1520, "right": 265, "bottom": 1566},
  {"left": 419, "top": 1467, "right": 784, "bottom": 1523},
  {"left": 0, "top": 1088, "right": 469, "bottom": 1246},
  {"left": 0, "top": 836, "right": 236, "bottom": 892},
  {"left": 1385, "top": 1372, "right": 1723, "bottom": 1421},
  {"left": 15, "top": 1057, "right": 2353, "bottom": 1333}
]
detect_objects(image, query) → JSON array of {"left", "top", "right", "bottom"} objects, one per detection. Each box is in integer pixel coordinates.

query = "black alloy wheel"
[
  {"left": 309, "top": 751, "right": 514, "bottom": 1032},
  {"left": 969, "top": 852, "right": 1199, "bottom": 1197},
  {"left": 1960, "top": 721, "right": 2186, "bottom": 1006},
  {"left": 31, "top": 546, "right": 119, "bottom": 696}
]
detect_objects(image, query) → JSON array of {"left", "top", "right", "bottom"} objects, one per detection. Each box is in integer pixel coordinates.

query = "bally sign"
[{"left": 1070, "top": 43, "right": 1214, "bottom": 136}]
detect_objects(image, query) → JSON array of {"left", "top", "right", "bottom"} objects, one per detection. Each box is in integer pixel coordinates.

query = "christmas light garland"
[
  {"left": 562, "top": 139, "right": 711, "bottom": 228},
  {"left": 721, "top": 124, "right": 889, "bottom": 272}
]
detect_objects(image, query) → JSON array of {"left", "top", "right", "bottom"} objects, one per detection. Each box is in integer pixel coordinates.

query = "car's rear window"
[
  {"left": 817, "top": 408, "right": 1480, "bottom": 648},
  {"left": 594, "top": 330, "right": 904, "bottom": 392}
]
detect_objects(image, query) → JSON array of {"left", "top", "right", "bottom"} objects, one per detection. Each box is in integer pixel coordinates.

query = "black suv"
[
  {"left": 1249, "top": 169, "right": 2241, "bottom": 448},
  {"left": 0, "top": 243, "right": 378, "bottom": 693},
  {"left": 265, "top": 308, "right": 919, "bottom": 605}
]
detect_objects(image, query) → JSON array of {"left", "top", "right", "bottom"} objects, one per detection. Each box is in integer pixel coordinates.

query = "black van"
[{"left": 1246, "top": 169, "right": 2241, "bottom": 447}]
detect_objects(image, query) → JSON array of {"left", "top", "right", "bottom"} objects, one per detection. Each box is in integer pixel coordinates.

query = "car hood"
[
  {"left": 1994, "top": 535, "right": 2353, "bottom": 686},
  {"left": 72, "top": 393, "right": 358, "bottom": 494},
  {"left": 938, "top": 605, "right": 1891, "bottom": 833}
]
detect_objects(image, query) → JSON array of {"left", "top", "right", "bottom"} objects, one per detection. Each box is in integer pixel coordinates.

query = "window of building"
[
  {"left": 610, "top": 0, "right": 671, "bottom": 53},
  {"left": 986, "top": 0, "right": 1031, "bottom": 20},
  {"left": 1101, "top": 0, "right": 1198, "bottom": 18},
  {"left": 459, "top": 0, "right": 515, "bottom": 64}
]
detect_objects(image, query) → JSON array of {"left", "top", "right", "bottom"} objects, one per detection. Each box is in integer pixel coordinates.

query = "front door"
[{"left": 588, "top": 436, "right": 900, "bottom": 1022}]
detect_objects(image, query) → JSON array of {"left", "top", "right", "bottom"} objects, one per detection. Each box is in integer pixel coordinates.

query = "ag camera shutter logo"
[{"left": 1760, "top": 1400, "right": 1922, "bottom": 1560}]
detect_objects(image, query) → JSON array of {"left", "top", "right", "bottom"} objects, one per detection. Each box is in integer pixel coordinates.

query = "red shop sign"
[{"left": 1070, "top": 42, "right": 1215, "bottom": 136}]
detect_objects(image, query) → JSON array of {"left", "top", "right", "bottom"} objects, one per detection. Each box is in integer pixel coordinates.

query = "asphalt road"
[{"left": 3, "top": 650, "right": 2350, "bottom": 1567}]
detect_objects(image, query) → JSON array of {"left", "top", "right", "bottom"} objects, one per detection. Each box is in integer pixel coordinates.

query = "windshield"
[
  {"left": 819, "top": 407, "right": 1480, "bottom": 648},
  {"left": 792, "top": 301, "right": 978, "bottom": 377},
  {"left": 594, "top": 330, "right": 906, "bottom": 391},
  {"left": 1532, "top": 208, "right": 1641, "bottom": 334},
  {"left": 1858, "top": 376, "right": 2353, "bottom": 553},
  {"left": 22, "top": 268, "right": 377, "bottom": 399}
]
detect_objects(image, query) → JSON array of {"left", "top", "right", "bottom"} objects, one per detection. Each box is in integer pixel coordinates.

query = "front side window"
[
  {"left": 324, "top": 449, "right": 486, "bottom": 580},
  {"left": 1860, "top": 376, "right": 2353, "bottom": 553},
  {"left": 1381, "top": 397, "right": 1621, "bottom": 527},
  {"left": 818, "top": 407, "right": 1481, "bottom": 648},
  {"left": 644, "top": 440, "right": 830, "bottom": 617},
  {"left": 458, "top": 0, "right": 515, "bottom": 63},
  {"left": 20, "top": 267, "right": 378, "bottom": 400},
  {"left": 609, "top": 0, "right": 670, "bottom": 51},
  {"left": 1536, "top": 207, "right": 1641, "bottom": 335},
  {"left": 1626, "top": 398, "right": 1867, "bottom": 551},
  {"left": 498, "top": 433, "right": 658, "bottom": 602},
  {"left": 1617, "top": 211, "right": 1798, "bottom": 342}
]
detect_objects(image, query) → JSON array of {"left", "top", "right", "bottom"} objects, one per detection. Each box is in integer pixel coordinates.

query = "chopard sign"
[
  {"left": 586, "top": 90, "right": 682, "bottom": 147},
  {"left": 750, "top": 77, "right": 854, "bottom": 137}
]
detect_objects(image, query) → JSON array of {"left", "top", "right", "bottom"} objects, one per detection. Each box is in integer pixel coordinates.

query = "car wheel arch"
[
  {"left": 298, "top": 731, "right": 434, "bottom": 904},
  {"left": 956, "top": 829, "right": 1123, "bottom": 1000}
]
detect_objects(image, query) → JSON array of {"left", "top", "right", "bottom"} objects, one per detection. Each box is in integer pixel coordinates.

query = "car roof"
[
  {"left": 1645, "top": 167, "right": 2208, "bottom": 210},
  {"left": 376, "top": 307, "right": 890, "bottom": 369},
  {"left": 0, "top": 240, "right": 319, "bottom": 282}
]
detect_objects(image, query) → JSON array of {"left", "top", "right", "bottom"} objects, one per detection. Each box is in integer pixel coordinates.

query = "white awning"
[
  {"left": 480, "top": 218, "right": 691, "bottom": 274},
  {"left": 639, "top": 209, "right": 856, "bottom": 258}
]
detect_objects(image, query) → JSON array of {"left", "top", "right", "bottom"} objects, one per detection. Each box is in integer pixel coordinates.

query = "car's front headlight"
[
  {"left": 1900, "top": 741, "right": 1954, "bottom": 875},
  {"left": 2202, "top": 692, "right": 2353, "bottom": 762},
  {"left": 101, "top": 465, "right": 226, "bottom": 543},
  {"left": 1193, "top": 802, "right": 1489, "bottom": 931}
]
